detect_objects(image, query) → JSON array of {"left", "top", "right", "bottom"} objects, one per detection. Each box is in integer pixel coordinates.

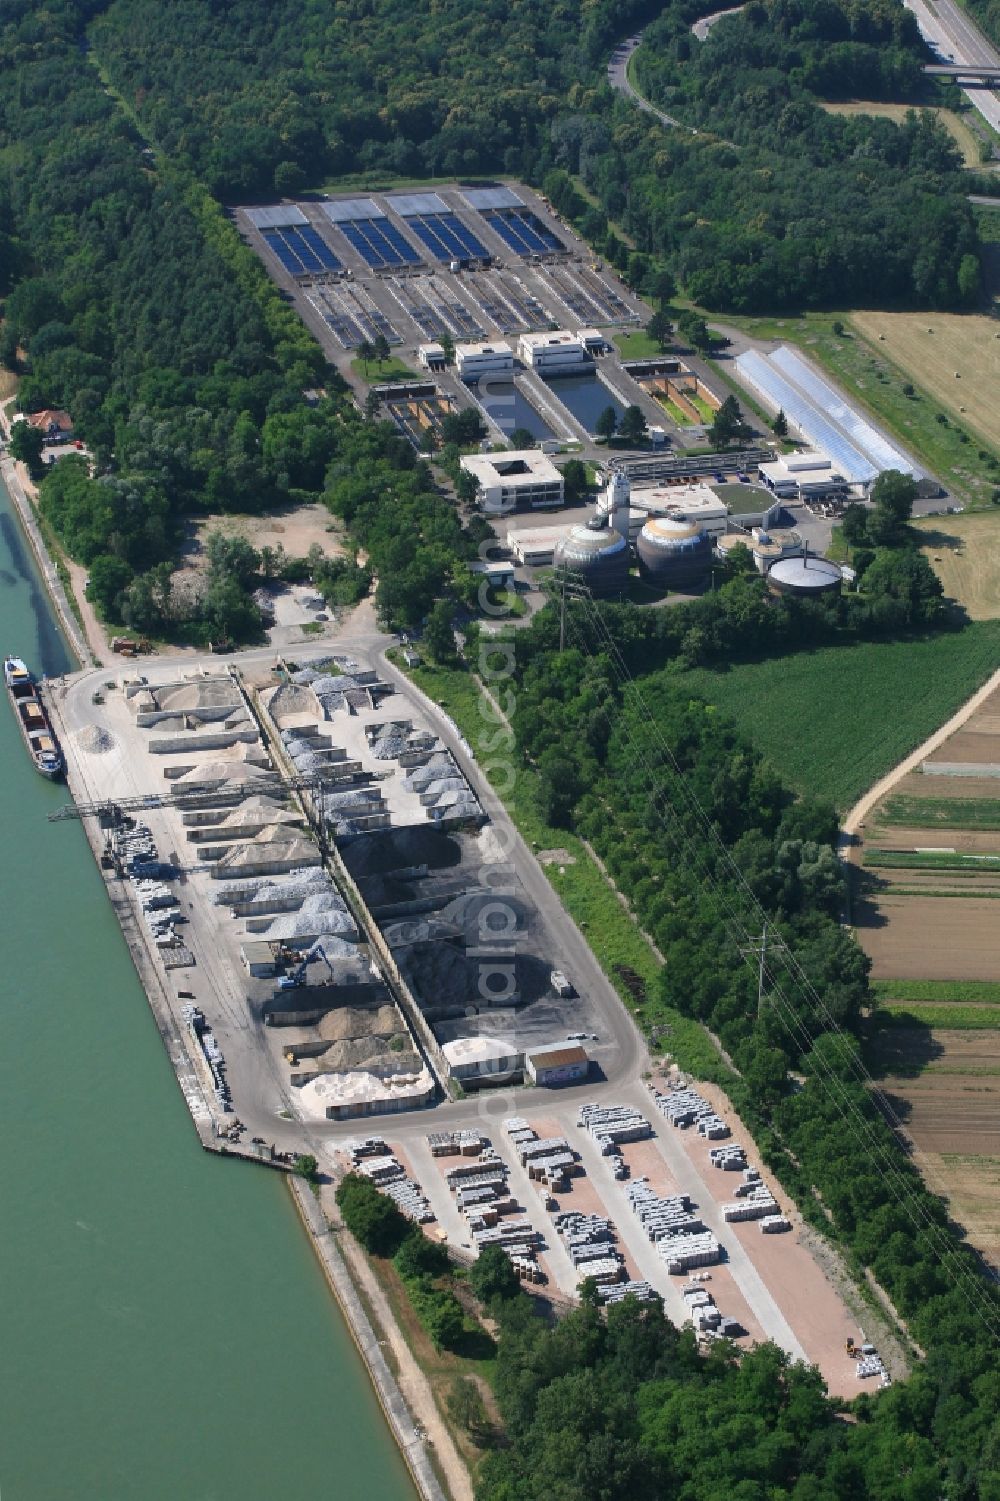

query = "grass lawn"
[
  {"left": 681, "top": 621, "right": 1000, "bottom": 809},
  {"left": 614, "top": 330, "right": 663, "bottom": 360},
  {"left": 713, "top": 311, "right": 1000, "bottom": 506},
  {"left": 350, "top": 354, "right": 416, "bottom": 383},
  {"left": 397, "top": 656, "right": 734, "bottom": 1083}
]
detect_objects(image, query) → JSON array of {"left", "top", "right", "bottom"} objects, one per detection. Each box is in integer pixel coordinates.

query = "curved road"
[
  {"left": 607, "top": 32, "right": 693, "bottom": 134},
  {"left": 840, "top": 664, "right": 1000, "bottom": 850}
]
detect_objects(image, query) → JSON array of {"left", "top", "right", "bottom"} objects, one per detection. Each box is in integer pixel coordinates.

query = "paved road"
[
  {"left": 692, "top": 5, "right": 744, "bottom": 42},
  {"left": 606, "top": 32, "right": 693, "bottom": 134},
  {"left": 904, "top": 0, "right": 1000, "bottom": 134}
]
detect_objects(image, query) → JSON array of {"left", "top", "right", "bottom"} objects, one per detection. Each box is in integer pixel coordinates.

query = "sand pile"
[
  {"left": 318, "top": 1004, "right": 401, "bottom": 1043},
  {"left": 75, "top": 724, "right": 115, "bottom": 754}
]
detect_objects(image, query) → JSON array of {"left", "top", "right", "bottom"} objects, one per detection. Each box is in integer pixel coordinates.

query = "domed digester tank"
[
  {"left": 636, "top": 514, "right": 713, "bottom": 586},
  {"left": 553, "top": 519, "right": 631, "bottom": 597}
]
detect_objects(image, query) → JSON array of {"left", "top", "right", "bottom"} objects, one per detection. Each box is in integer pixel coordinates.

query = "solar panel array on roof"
[
  {"left": 387, "top": 192, "right": 448, "bottom": 217},
  {"left": 461, "top": 186, "right": 524, "bottom": 210},
  {"left": 262, "top": 225, "right": 341, "bottom": 276},
  {"left": 246, "top": 205, "right": 308, "bottom": 229},
  {"left": 321, "top": 198, "right": 382, "bottom": 224},
  {"left": 735, "top": 350, "right": 876, "bottom": 486},
  {"left": 483, "top": 208, "right": 564, "bottom": 256},
  {"left": 769, "top": 346, "right": 922, "bottom": 479}
]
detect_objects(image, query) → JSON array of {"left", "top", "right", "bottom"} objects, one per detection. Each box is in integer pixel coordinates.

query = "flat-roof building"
[
  {"left": 629, "top": 482, "right": 729, "bottom": 536},
  {"left": 518, "top": 330, "right": 589, "bottom": 372},
  {"left": 758, "top": 452, "right": 849, "bottom": 501},
  {"left": 460, "top": 449, "right": 564, "bottom": 515},
  {"left": 507, "top": 524, "right": 573, "bottom": 566},
  {"left": 456, "top": 340, "right": 515, "bottom": 380},
  {"left": 525, "top": 1044, "right": 590, "bottom": 1087}
]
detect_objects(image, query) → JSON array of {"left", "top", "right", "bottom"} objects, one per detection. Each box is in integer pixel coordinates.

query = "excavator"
[{"left": 277, "top": 940, "right": 335, "bottom": 990}]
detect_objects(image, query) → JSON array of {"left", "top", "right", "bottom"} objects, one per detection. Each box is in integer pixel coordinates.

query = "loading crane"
[
  {"left": 46, "top": 774, "right": 344, "bottom": 825},
  {"left": 277, "top": 940, "right": 335, "bottom": 990}
]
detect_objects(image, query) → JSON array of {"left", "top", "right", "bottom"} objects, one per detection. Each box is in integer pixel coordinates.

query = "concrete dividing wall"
[{"left": 148, "top": 728, "right": 259, "bottom": 754}]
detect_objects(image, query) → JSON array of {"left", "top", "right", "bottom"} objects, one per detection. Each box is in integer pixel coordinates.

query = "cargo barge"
[{"left": 4, "top": 655, "right": 63, "bottom": 778}]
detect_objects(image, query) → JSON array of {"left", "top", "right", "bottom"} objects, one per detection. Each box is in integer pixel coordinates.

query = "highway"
[{"left": 905, "top": 0, "right": 1000, "bottom": 134}]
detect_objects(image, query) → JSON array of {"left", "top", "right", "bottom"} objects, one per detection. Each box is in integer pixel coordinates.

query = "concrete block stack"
[
  {"left": 625, "top": 1177, "right": 720, "bottom": 1274},
  {"left": 652, "top": 1086, "right": 728, "bottom": 1139},
  {"left": 440, "top": 1135, "right": 544, "bottom": 1283}
]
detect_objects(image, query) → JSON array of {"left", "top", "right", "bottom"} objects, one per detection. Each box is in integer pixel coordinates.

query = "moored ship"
[{"left": 4, "top": 656, "right": 63, "bottom": 779}]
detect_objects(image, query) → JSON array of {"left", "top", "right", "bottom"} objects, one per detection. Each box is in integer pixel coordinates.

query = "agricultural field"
[
  {"left": 681, "top": 620, "right": 1000, "bottom": 808},
  {"left": 912, "top": 511, "right": 1000, "bottom": 620},
  {"left": 849, "top": 309, "right": 1000, "bottom": 455},
  {"left": 867, "top": 1023, "right": 1000, "bottom": 1268},
  {"left": 819, "top": 101, "right": 985, "bottom": 166},
  {"left": 717, "top": 311, "right": 1000, "bottom": 505},
  {"left": 856, "top": 700, "right": 1000, "bottom": 1268}
]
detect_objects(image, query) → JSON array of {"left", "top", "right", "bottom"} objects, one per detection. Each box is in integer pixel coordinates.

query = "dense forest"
[{"left": 487, "top": 602, "right": 1000, "bottom": 1498}]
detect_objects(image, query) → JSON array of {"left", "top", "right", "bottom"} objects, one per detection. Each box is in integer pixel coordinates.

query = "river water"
[{"left": 0, "top": 475, "right": 414, "bottom": 1501}]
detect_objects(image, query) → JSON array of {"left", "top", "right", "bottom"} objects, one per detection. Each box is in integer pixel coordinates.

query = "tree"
[
  {"left": 356, "top": 338, "right": 375, "bottom": 375},
  {"left": 440, "top": 330, "right": 455, "bottom": 366},
  {"left": 840, "top": 503, "right": 869, "bottom": 548},
  {"left": 676, "top": 310, "right": 712, "bottom": 351},
  {"left": 85, "top": 555, "right": 134, "bottom": 620},
  {"left": 205, "top": 531, "right": 261, "bottom": 588},
  {"left": 618, "top": 405, "right": 647, "bottom": 444},
  {"left": 710, "top": 394, "right": 747, "bottom": 448},
  {"left": 957, "top": 252, "right": 980, "bottom": 304},
  {"left": 424, "top": 597, "right": 456, "bottom": 662},
  {"left": 373, "top": 333, "right": 391, "bottom": 367},
  {"left": 9, "top": 420, "right": 44, "bottom": 477},
  {"left": 440, "top": 407, "right": 484, "bottom": 446},
  {"left": 647, "top": 267, "right": 676, "bottom": 307},
  {"left": 273, "top": 159, "right": 305, "bottom": 196},
  {"left": 870, "top": 469, "right": 916, "bottom": 527},
  {"left": 646, "top": 309, "right": 673, "bottom": 351},
  {"left": 394, "top": 1227, "right": 449, "bottom": 1281},
  {"left": 509, "top": 426, "right": 537, "bottom": 449},
  {"left": 596, "top": 405, "right": 618, "bottom": 441},
  {"left": 447, "top": 1377, "right": 489, "bottom": 1440},
  {"left": 293, "top": 1153, "right": 318, "bottom": 1183},
  {"left": 562, "top": 457, "right": 588, "bottom": 502},
  {"left": 336, "top": 1173, "right": 409, "bottom": 1256},
  {"left": 771, "top": 408, "right": 788, "bottom": 438},
  {"left": 470, "top": 1244, "right": 521, "bottom": 1305}
]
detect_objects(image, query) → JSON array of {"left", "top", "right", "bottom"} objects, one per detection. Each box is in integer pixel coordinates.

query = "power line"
[{"left": 554, "top": 590, "right": 1000, "bottom": 1333}]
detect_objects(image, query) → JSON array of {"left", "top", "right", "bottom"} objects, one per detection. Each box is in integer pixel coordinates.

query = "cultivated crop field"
[
  {"left": 868, "top": 1025, "right": 1000, "bottom": 1267},
  {"left": 850, "top": 309, "right": 1000, "bottom": 454},
  {"left": 681, "top": 621, "right": 1000, "bottom": 809},
  {"left": 912, "top": 511, "right": 1000, "bottom": 621},
  {"left": 857, "top": 698, "right": 1000, "bottom": 1267}
]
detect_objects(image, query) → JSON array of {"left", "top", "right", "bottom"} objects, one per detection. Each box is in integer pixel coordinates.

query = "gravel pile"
[
  {"left": 213, "top": 867, "right": 331, "bottom": 907},
  {"left": 341, "top": 826, "right": 461, "bottom": 877},
  {"left": 75, "top": 724, "right": 115, "bottom": 754}
]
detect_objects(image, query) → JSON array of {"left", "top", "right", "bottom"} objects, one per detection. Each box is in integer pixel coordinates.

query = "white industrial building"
[
  {"left": 417, "top": 342, "right": 446, "bottom": 370},
  {"left": 456, "top": 340, "right": 515, "bottom": 380},
  {"left": 628, "top": 482, "right": 729, "bottom": 536},
  {"left": 758, "top": 451, "right": 849, "bottom": 501},
  {"left": 507, "top": 524, "right": 573, "bottom": 566},
  {"left": 441, "top": 1035, "right": 525, "bottom": 1087},
  {"left": 460, "top": 449, "right": 564, "bottom": 515},
  {"left": 517, "top": 330, "right": 589, "bottom": 372}
]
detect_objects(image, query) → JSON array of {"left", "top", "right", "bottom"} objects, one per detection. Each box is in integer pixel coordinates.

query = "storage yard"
[
  {"left": 852, "top": 684, "right": 1000, "bottom": 1269},
  {"left": 357, "top": 1073, "right": 876, "bottom": 1397}
]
